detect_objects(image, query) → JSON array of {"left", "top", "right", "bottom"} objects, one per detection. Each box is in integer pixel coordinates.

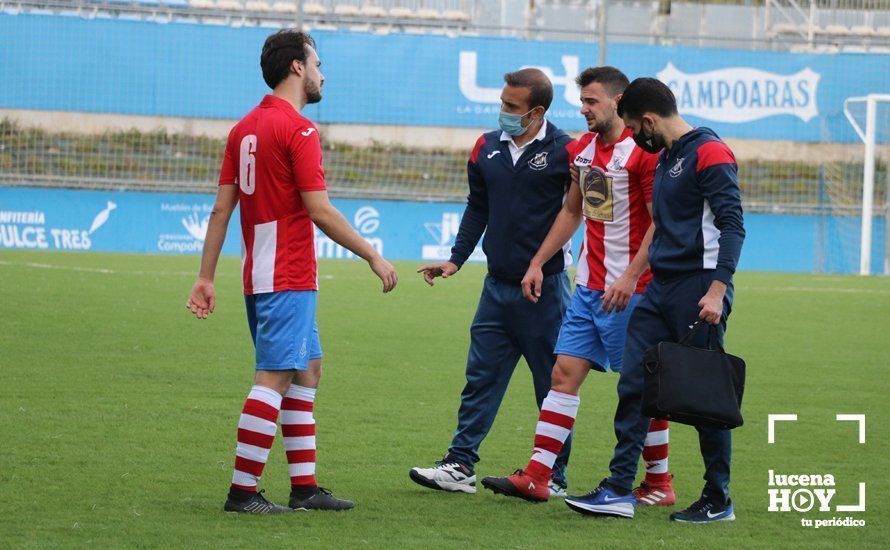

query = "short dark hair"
[
  {"left": 616, "top": 77, "right": 678, "bottom": 120},
  {"left": 260, "top": 29, "right": 316, "bottom": 89},
  {"left": 575, "top": 66, "right": 629, "bottom": 97},
  {"left": 503, "top": 68, "right": 554, "bottom": 111}
]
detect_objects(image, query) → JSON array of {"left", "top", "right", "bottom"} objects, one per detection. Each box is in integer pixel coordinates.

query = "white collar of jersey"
[{"left": 500, "top": 119, "right": 548, "bottom": 147}]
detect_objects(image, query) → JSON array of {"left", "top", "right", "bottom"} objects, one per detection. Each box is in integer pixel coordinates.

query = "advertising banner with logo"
[
  {"left": 1, "top": 187, "right": 884, "bottom": 274},
  {"left": 2, "top": 14, "right": 887, "bottom": 142},
  {"left": 0, "top": 187, "right": 487, "bottom": 262}
]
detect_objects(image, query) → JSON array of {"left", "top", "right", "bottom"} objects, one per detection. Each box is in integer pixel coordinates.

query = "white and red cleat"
[{"left": 633, "top": 480, "right": 676, "bottom": 506}]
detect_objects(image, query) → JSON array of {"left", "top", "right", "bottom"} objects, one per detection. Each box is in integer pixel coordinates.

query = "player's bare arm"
[
  {"left": 602, "top": 203, "right": 654, "bottom": 313},
  {"left": 521, "top": 180, "right": 583, "bottom": 303},
  {"left": 302, "top": 189, "right": 398, "bottom": 293},
  {"left": 187, "top": 184, "right": 239, "bottom": 319},
  {"left": 569, "top": 163, "right": 579, "bottom": 188}
]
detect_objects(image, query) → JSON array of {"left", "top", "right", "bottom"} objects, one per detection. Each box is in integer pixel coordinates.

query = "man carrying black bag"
[{"left": 563, "top": 78, "right": 745, "bottom": 523}]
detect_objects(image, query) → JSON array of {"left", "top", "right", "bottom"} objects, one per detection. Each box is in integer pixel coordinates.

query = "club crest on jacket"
[{"left": 529, "top": 152, "right": 549, "bottom": 170}]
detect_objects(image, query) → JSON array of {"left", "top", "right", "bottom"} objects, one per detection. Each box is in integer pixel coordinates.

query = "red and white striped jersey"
[
  {"left": 570, "top": 128, "right": 657, "bottom": 293},
  {"left": 219, "top": 95, "right": 327, "bottom": 295}
]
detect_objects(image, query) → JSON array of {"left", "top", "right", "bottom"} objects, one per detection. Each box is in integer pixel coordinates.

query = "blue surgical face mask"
[{"left": 499, "top": 108, "right": 535, "bottom": 137}]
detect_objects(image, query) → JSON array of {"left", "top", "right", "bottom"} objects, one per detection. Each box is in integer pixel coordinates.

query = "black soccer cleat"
[
  {"left": 223, "top": 489, "right": 293, "bottom": 514},
  {"left": 289, "top": 486, "right": 355, "bottom": 511}
]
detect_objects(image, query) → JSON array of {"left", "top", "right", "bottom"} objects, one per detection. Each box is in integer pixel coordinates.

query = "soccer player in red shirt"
[
  {"left": 481, "top": 67, "right": 674, "bottom": 507},
  {"left": 186, "top": 29, "right": 397, "bottom": 514}
]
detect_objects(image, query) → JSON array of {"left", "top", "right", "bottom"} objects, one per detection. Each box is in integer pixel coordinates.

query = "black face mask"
[{"left": 632, "top": 124, "right": 662, "bottom": 154}]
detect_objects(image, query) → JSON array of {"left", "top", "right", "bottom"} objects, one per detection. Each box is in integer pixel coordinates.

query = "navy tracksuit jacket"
[
  {"left": 445, "top": 122, "right": 574, "bottom": 483},
  {"left": 606, "top": 127, "right": 745, "bottom": 502}
]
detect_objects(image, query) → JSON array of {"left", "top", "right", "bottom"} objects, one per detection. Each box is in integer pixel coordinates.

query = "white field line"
[
  {"left": 0, "top": 259, "right": 194, "bottom": 276},
  {"left": 0, "top": 260, "right": 884, "bottom": 292},
  {"left": 0, "top": 259, "right": 336, "bottom": 279},
  {"left": 743, "top": 285, "right": 890, "bottom": 295}
]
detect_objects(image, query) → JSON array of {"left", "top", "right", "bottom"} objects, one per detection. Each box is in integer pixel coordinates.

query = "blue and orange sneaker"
[
  {"left": 670, "top": 496, "right": 735, "bottom": 523},
  {"left": 564, "top": 479, "right": 635, "bottom": 518}
]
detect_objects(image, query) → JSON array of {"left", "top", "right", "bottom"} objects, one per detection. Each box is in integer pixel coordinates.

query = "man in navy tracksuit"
[
  {"left": 409, "top": 68, "right": 575, "bottom": 496},
  {"left": 563, "top": 78, "right": 745, "bottom": 522}
]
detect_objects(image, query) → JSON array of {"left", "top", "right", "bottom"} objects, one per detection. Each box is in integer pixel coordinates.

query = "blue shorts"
[
  {"left": 244, "top": 290, "right": 323, "bottom": 371},
  {"left": 553, "top": 286, "right": 642, "bottom": 372}
]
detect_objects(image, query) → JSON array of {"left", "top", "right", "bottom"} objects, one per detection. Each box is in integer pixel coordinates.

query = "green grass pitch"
[{"left": 0, "top": 250, "right": 887, "bottom": 548}]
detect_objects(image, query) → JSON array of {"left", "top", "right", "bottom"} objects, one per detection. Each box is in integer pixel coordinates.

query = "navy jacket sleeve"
[
  {"left": 696, "top": 141, "right": 745, "bottom": 284},
  {"left": 449, "top": 136, "right": 489, "bottom": 268}
]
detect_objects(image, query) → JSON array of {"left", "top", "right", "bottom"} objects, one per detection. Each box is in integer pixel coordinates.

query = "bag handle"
[{"left": 679, "top": 320, "right": 724, "bottom": 352}]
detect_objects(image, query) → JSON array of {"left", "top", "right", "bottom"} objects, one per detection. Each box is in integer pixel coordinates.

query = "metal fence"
[
  {"left": 3, "top": 0, "right": 890, "bottom": 50},
  {"left": 2, "top": 117, "right": 887, "bottom": 211}
]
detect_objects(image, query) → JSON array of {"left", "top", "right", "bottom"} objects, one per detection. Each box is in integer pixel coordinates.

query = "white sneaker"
[
  {"left": 409, "top": 460, "right": 477, "bottom": 494},
  {"left": 549, "top": 480, "right": 567, "bottom": 499}
]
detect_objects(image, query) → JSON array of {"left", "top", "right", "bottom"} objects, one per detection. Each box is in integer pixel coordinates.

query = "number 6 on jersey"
[{"left": 239, "top": 134, "right": 257, "bottom": 195}]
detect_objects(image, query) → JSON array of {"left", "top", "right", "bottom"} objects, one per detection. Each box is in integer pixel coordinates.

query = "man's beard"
[
  {"left": 305, "top": 80, "right": 322, "bottom": 104},
  {"left": 590, "top": 117, "right": 615, "bottom": 136}
]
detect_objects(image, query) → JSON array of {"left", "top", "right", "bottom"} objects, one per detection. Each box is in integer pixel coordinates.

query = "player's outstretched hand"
[
  {"left": 370, "top": 256, "right": 398, "bottom": 293},
  {"left": 417, "top": 261, "right": 458, "bottom": 286},
  {"left": 187, "top": 277, "right": 215, "bottom": 319},
  {"left": 521, "top": 263, "right": 544, "bottom": 303}
]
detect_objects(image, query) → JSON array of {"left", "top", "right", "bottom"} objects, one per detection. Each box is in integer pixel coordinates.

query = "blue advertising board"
[
  {"left": 1, "top": 14, "right": 887, "bottom": 142},
  {"left": 0, "top": 187, "right": 884, "bottom": 274},
  {"left": 0, "top": 186, "right": 486, "bottom": 263}
]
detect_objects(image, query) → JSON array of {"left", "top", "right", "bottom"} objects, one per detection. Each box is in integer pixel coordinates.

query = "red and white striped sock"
[
  {"left": 525, "top": 390, "right": 580, "bottom": 482},
  {"left": 643, "top": 419, "right": 671, "bottom": 485},
  {"left": 231, "top": 385, "right": 282, "bottom": 492},
  {"left": 282, "top": 384, "right": 317, "bottom": 489}
]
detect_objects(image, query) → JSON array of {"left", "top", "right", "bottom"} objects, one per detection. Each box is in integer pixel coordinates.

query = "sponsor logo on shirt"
[
  {"left": 581, "top": 166, "right": 614, "bottom": 222},
  {"left": 608, "top": 154, "right": 626, "bottom": 172}
]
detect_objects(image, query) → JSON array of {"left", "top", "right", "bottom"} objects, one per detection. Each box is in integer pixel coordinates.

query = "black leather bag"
[{"left": 642, "top": 321, "right": 746, "bottom": 430}]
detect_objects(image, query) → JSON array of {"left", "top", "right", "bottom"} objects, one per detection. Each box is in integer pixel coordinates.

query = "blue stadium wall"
[
  {"left": 1, "top": 14, "right": 888, "bottom": 273},
  {"left": 1, "top": 13, "right": 888, "bottom": 141},
  {"left": 1, "top": 187, "right": 885, "bottom": 274}
]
